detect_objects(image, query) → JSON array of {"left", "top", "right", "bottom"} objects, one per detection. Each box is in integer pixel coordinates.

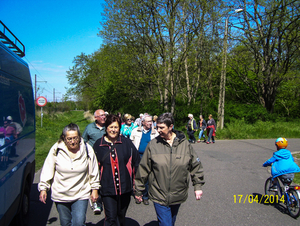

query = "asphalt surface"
[{"left": 27, "top": 139, "right": 300, "bottom": 226}]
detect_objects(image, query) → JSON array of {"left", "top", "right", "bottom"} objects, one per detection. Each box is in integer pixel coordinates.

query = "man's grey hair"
[{"left": 142, "top": 113, "right": 152, "bottom": 122}]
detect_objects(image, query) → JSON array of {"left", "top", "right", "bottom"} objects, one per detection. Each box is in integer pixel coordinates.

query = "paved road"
[{"left": 28, "top": 139, "right": 300, "bottom": 226}]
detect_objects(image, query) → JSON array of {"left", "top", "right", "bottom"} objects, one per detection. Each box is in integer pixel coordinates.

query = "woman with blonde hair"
[{"left": 120, "top": 114, "right": 137, "bottom": 138}]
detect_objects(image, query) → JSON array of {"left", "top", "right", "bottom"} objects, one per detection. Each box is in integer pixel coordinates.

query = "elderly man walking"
[
  {"left": 82, "top": 109, "right": 106, "bottom": 214},
  {"left": 83, "top": 109, "right": 106, "bottom": 147},
  {"left": 130, "top": 114, "right": 159, "bottom": 205}
]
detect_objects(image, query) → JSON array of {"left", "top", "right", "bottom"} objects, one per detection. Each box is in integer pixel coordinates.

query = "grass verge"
[{"left": 35, "top": 110, "right": 91, "bottom": 171}]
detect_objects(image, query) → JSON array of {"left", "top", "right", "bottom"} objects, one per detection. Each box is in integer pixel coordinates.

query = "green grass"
[
  {"left": 177, "top": 119, "right": 300, "bottom": 140},
  {"left": 293, "top": 153, "right": 300, "bottom": 185},
  {"left": 35, "top": 110, "right": 91, "bottom": 170}
]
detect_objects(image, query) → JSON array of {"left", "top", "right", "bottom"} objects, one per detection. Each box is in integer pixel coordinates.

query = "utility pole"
[
  {"left": 53, "top": 88, "right": 61, "bottom": 102},
  {"left": 35, "top": 74, "right": 47, "bottom": 100}
]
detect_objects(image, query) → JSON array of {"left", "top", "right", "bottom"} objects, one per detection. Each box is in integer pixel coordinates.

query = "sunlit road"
[{"left": 28, "top": 139, "right": 300, "bottom": 226}]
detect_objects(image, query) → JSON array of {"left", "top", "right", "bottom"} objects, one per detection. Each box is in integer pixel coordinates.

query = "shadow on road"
[
  {"left": 252, "top": 192, "right": 290, "bottom": 217},
  {"left": 28, "top": 182, "right": 58, "bottom": 226},
  {"left": 86, "top": 217, "right": 145, "bottom": 226}
]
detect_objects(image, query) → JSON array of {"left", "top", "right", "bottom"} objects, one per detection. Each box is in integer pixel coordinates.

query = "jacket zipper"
[{"left": 167, "top": 146, "right": 172, "bottom": 206}]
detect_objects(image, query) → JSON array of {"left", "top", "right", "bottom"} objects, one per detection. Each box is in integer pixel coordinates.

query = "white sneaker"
[
  {"left": 89, "top": 199, "right": 102, "bottom": 215},
  {"left": 93, "top": 202, "right": 102, "bottom": 215}
]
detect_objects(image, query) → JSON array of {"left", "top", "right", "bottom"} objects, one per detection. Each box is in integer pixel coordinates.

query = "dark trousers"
[
  {"left": 139, "top": 153, "right": 149, "bottom": 200},
  {"left": 187, "top": 129, "right": 196, "bottom": 142},
  {"left": 102, "top": 192, "right": 131, "bottom": 226}
]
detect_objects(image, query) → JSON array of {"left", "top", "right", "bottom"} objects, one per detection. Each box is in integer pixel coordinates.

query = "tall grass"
[
  {"left": 177, "top": 119, "right": 300, "bottom": 140},
  {"left": 35, "top": 110, "right": 91, "bottom": 170},
  {"left": 217, "top": 119, "right": 300, "bottom": 139}
]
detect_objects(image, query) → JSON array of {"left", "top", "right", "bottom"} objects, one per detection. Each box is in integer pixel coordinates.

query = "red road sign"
[{"left": 36, "top": 96, "right": 47, "bottom": 107}]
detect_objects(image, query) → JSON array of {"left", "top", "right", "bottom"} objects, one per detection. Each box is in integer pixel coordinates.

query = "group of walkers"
[
  {"left": 38, "top": 110, "right": 205, "bottom": 226},
  {"left": 186, "top": 113, "right": 217, "bottom": 144}
]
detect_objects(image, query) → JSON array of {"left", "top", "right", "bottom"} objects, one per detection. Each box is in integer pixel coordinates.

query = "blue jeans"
[
  {"left": 207, "top": 128, "right": 215, "bottom": 143},
  {"left": 153, "top": 202, "right": 181, "bottom": 226},
  {"left": 198, "top": 130, "right": 205, "bottom": 140},
  {"left": 56, "top": 199, "right": 88, "bottom": 226}
]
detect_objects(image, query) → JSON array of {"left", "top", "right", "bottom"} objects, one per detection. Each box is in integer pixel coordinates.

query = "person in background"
[
  {"left": 82, "top": 109, "right": 106, "bottom": 214},
  {"left": 93, "top": 114, "right": 140, "bottom": 226},
  {"left": 120, "top": 114, "right": 137, "bottom": 138},
  {"left": 186, "top": 114, "right": 197, "bottom": 143},
  {"left": 7, "top": 116, "right": 22, "bottom": 136},
  {"left": 153, "top": 115, "right": 158, "bottom": 129},
  {"left": 197, "top": 115, "right": 206, "bottom": 143},
  {"left": 130, "top": 114, "right": 159, "bottom": 205},
  {"left": 134, "top": 113, "right": 144, "bottom": 127},
  {"left": 82, "top": 109, "right": 106, "bottom": 147},
  {"left": 117, "top": 112, "right": 123, "bottom": 124},
  {"left": 206, "top": 114, "right": 216, "bottom": 144},
  {"left": 135, "top": 112, "right": 204, "bottom": 226},
  {"left": 3, "top": 120, "right": 16, "bottom": 142},
  {"left": 38, "top": 123, "right": 100, "bottom": 226}
]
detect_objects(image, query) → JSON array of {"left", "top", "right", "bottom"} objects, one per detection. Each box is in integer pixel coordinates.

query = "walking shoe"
[
  {"left": 92, "top": 202, "right": 102, "bottom": 215},
  {"left": 143, "top": 199, "right": 149, "bottom": 205},
  {"left": 197, "top": 140, "right": 201, "bottom": 143},
  {"left": 203, "top": 140, "right": 206, "bottom": 143},
  {"left": 206, "top": 142, "right": 211, "bottom": 144},
  {"left": 135, "top": 198, "right": 141, "bottom": 204}
]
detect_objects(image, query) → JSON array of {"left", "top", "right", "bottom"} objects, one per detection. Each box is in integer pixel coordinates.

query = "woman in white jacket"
[{"left": 38, "top": 123, "right": 100, "bottom": 226}]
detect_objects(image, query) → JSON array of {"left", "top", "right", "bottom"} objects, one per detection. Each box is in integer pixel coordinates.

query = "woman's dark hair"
[
  {"left": 157, "top": 112, "right": 174, "bottom": 127},
  {"left": 105, "top": 114, "right": 121, "bottom": 132},
  {"left": 59, "top": 123, "right": 81, "bottom": 143}
]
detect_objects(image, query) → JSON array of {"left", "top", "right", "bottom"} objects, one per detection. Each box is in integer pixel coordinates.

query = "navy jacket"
[{"left": 93, "top": 135, "right": 140, "bottom": 196}]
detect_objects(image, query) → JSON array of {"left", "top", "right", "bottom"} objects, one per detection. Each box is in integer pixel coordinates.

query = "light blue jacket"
[
  {"left": 120, "top": 123, "right": 137, "bottom": 138},
  {"left": 263, "top": 149, "right": 300, "bottom": 178}
]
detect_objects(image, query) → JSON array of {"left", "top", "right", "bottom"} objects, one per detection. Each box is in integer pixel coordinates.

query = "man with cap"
[
  {"left": 135, "top": 113, "right": 144, "bottom": 127},
  {"left": 7, "top": 116, "right": 22, "bottom": 135}
]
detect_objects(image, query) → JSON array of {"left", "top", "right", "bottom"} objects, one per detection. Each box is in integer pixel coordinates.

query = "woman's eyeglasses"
[{"left": 65, "top": 136, "right": 79, "bottom": 142}]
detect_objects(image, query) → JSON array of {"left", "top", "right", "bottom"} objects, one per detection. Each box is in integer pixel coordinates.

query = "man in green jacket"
[{"left": 135, "top": 112, "right": 204, "bottom": 226}]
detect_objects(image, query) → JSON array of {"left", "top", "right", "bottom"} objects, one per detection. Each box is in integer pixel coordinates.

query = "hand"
[
  {"left": 39, "top": 190, "right": 47, "bottom": 204},
  {"left": 195, "top": 190, "right": 203, "bottom": 200},
  {"left": 135, "top": 195, "right": 143, "bottom": 203},
  {"left": 91, "top": 189, "right": 99, "bottom": 203}
]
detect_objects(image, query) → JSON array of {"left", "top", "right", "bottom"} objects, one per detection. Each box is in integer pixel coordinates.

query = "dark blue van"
[{"left": 0, "top": 21, "right": 35, "bottom": 226}]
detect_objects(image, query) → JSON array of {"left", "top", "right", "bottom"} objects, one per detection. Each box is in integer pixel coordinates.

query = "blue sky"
[{"left": 1, "top": 0, "right": 104, "bottom": 102}]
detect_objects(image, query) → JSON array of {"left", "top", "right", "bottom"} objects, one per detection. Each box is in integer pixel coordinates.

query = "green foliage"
[
  {"left": 216, "top": 119, "right": 300, "bottom": 140},
  {"left": 35, "top": 110, "right": 90, "bottom": 170},
  {"left": 224, "top": 102, "right": 271, "bottom": 124}
]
